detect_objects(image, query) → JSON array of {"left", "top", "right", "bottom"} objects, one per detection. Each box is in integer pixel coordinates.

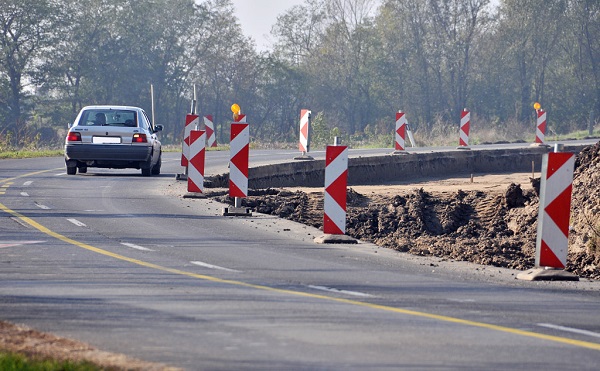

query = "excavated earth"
[{"left": 212, "top": 142, "right": 600, "bottom": 280}]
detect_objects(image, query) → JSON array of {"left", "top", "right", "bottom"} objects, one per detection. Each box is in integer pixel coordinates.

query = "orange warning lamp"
[{"left": 231, "top": 103, "right": 241, "bottom": 121}]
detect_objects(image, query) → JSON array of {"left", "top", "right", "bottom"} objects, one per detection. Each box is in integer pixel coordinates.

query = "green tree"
[{"left": 0, "top": 0, "right": 60, "bottom": 133}]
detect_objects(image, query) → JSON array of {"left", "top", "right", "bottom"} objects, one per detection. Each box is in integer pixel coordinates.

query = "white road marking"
[
  {"left": 23, "top": 181, "right": 33, "bottom": 186},
  {"left": 67, "top": 218, "right": 87, "bottom": 227},
  {"left": 538, "top": 323, "right": 600, "bottom": 339},
  {"left": 35, "top": 203, "right": 50, "bottom": 210},
  {"left": 55, "top": 172, "right": 66, "bottom": 176},
  {"left": 190, "top": 261, "right": 242, "bottom": 273},
  {"left": 308, "top": 285, "right": 373, "bottom": 298},
  {"left": 20, "top": 192, "right": 29, "bottom": 197},
  {"left": 121, "top": 242, "right": 154, "bottom": 252},
  {"left": 448, "top": 298, "right": 476, "bottom": 303},
  {"left": 0, "top": 241, "right": 45, "bottom": 249}
]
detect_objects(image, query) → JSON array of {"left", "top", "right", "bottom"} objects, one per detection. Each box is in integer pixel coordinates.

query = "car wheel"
[
  {"left": 66, "top": 166, "right": 77, "bottom": 175},
  {"left": 141, "top": 167, "right": 151, "bottom": 176},
  {"left": 78, "top": 166, "right": 87, "bottom": 174},
  {"left": 151, "top": 154, "right": 161, "bottom": 175}
]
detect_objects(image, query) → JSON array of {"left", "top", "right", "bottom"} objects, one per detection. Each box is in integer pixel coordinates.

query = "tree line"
[{"left": 0, "top": 0, "right": 598, "bottom": 148}]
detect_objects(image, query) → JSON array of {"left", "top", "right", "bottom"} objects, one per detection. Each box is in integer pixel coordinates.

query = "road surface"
[{"left": 0, "top": 149, "right": 599, "bottom": 370}]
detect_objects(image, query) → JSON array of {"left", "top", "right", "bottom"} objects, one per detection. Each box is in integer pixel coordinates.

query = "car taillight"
[
  {"left": 132, "top": 133, "right": 147, "bottom": 143},
  {"left": 67, "top": 132, "right": 81, "bottom": 142}
]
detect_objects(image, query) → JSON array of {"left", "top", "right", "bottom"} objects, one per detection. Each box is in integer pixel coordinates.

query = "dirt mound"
[
  {"left": 569, "top": 142, "right": 600, "bottom": 278},
  {"left": 212, "top": 143, "right": 600, "bottom": 279}
]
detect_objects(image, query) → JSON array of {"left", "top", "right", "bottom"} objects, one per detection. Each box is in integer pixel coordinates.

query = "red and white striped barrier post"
[
  {"left": 315, "top": 144, "right": 356, "bottom": 244},
  {"left": 324, "top": 145, "right": 348, "bottom": 234},
  {"left": 536, "top": 151, "right": 574, "bottom": 268},
  {"left": 181, "top": 114, "right": 199, "bottom": 167},
  {"left": 458, "top": 108, "right": 470, "bottom": 149},
  {"left": 393, "top": 111, "right": 407, "bottom": 154},
  {"left": 223, "top": 112, "right": 251, "bottom": 216},
  {"left": 518, "top": 147, "right": 578, "bottom": 281},
  {"left": 177, "top": 114, "right": 199, "bottom": 180},
  {"left": 535, "top": 109, "right": 547, "bottom": 144},
  {"left": 204, "top": 115, "right": 217, "bottom": 148},
  {"left": 184, "top": 130, "right": 206, "bottom": 198},
  {"left": 294, "top": 109, "right": 313, "bottom": 160}
]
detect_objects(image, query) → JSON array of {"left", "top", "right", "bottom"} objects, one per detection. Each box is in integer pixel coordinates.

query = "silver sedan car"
[{"left": 64, "top": 105, "right": 162, "bottom": 176}]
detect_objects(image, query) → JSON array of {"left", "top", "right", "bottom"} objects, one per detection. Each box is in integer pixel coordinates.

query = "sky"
[
  {"left": 231, "top": 0, "right": 305, "bottom": 51},
  {"left": 232, "top": 0, "right": 498, "bottom": 52}
]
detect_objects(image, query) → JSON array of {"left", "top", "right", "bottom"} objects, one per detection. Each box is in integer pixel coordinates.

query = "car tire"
[
  {"left": 66, "top": 166, "right": 77, "bottom": 175},
  {"left": 151, "top": 154, "right": 161, "bottom": 175},
  {"left": 141, "top": 167, "right": 151, "bottom": 176},
  {"left": 78, "top": 166, "right": 87, "bottom": 174}
]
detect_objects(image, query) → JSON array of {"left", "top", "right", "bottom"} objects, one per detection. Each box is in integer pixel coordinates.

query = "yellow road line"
[
  {"left": 1, "top": 200, "right": 599, "bottom": 351},
  {"left": 0, "top": 168, "right": 63, "bottom": 185}
]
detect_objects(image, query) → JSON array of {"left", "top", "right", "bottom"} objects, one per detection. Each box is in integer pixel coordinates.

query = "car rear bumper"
[{"left": 65, "top": 144, "right": 152, "bottom": 167}]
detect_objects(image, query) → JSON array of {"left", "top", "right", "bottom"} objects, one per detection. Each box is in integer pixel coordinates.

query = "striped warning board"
[
  {"left": 535, "top": 109, "right": 547, "bottom": 144},
  {"left": 535, "top": 152, "right": 575, "bottom": 268},
  {"left": 187, "top": 130, "right": 206, "bottom": 193},
  {"left": 298, "top": 109, "right": 311, "bottom": 153},
  {"left": 323, "top": 145, "right": 348, "bottom": 235},
  {"left": 459, "top": 109, "right": 470, "bottom": 147},
  {"left": 204, "top": 115, "right": 217, "bottom": 148},
  {"left": 181, "top": 114, "right": 199, "bottom": 167},
  {"left": 229, "top": 115, "right": 249, "bottom": 198},
  {"left": 395, "top": 112, "right": 407, "bottom": 151}
]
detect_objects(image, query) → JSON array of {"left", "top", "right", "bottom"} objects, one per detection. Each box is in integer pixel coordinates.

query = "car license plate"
[{"left": 93, "top": 136, "right": 121, "bottom": 144}]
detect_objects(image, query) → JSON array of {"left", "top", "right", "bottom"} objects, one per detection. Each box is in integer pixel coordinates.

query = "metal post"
[
  {"left": 150, "top": 84, "right": 155, "bottom": 129},
  {"left": 334, "top": 137, "right": 340, "bottom": 146},
  {"left": 554, "top": 143, "right": 564, "bottom": 153}
]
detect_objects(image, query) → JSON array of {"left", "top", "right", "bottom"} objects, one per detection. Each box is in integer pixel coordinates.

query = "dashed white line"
[
  {"left": 0, "top": 241, "right": 45, "bottom": 249},
  {"left": 20, "top": 192, "right": 29, "bottom": 197},
  {"left": 121, "top": 242, "right": 154, "bottom": 251},
  {"left": 190, "top": 261, "right": 242, "bottom": 273},
  {"left": 538, "top": 323, "right": 600, "bottom": 339},
  {"left": 67, "top": 218, "right": 87, "bottom": 227},
  {"left": 55, "top": 172, "right": 66, "bottom": 176},
  {"left": 308, "top": 285, "right": 373, "bottom": 297},
  {"left": 35, "top": 203, "right": 50, "bottom": 210},
  {"left": 23, "top": 181, "right": 33, "bottom": 186}
]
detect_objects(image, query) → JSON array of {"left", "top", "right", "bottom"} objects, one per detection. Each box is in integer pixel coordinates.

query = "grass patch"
[
  {"left": 0, "top": 150, "right": 63, "bottom": 159},
  {"left": 0, "top": 351, "right": 100, "bottom": 371}
]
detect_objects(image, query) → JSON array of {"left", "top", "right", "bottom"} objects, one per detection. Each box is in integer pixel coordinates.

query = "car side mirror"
[{"left": 154, "top": 125, "right": 163, "bottom": 133}]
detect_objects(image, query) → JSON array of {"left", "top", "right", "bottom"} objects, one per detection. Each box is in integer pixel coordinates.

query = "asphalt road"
[{"left": 1, "top": 149, "right": 600, "bottom": 370}]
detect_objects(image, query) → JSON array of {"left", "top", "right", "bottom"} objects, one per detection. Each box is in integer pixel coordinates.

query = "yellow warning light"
[{"left": 533, "top": 102, "right": 541, "bottom": 110}]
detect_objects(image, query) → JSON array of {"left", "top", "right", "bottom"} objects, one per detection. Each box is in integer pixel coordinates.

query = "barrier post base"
[
  {"left": 530, "top": 143, "right": 551, "bottom": 148},
  {"left": 175, "top": 173, "right": 188, "bottom": 181},
  {"left": 183, "top": 192, "right": 206, "bottom": 199},
  {"left": 222, "top": 206, "right": 252, "bottom": 217},
  {"left": 294, "top": 152, "right": 314, "bottom": 161},
  {"left": 456, "top": 146, "right": 471, "bottom": 150},
  {"left": 517, "top": 267, "right": 579, "bottom": 281},
  {"left": 391, "top": 150, "right": 408, "bottom": 155},
  {"left": 314, "top": 234, "right": 357, "bottom": 244}
]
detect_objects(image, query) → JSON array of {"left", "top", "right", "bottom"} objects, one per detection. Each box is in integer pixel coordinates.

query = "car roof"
[{"left": 81, "top": 105, "right": 145, "bottom": 112}]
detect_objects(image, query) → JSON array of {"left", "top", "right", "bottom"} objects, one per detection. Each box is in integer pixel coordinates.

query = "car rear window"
[{"left": 78, "top": 110, "right": 137, "bottom": 127}]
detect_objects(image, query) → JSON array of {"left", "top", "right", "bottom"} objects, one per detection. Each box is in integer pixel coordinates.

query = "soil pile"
[
  {"left": 569, "top": 142, "right": 600, "bottom": 278},
  {"left": 211, "top": 143, "right": 600, "bottom": 279}
]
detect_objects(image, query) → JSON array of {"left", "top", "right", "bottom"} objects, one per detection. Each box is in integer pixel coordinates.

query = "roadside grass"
[
  {"left": 0, "top": 127, "right": 597, "bottom": 159},
  {"left": 0, "top": 149, "right": 63, "bottom": 159},
  {"left": 0, "top": 351, "right": 100, "bottom": 371}
]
